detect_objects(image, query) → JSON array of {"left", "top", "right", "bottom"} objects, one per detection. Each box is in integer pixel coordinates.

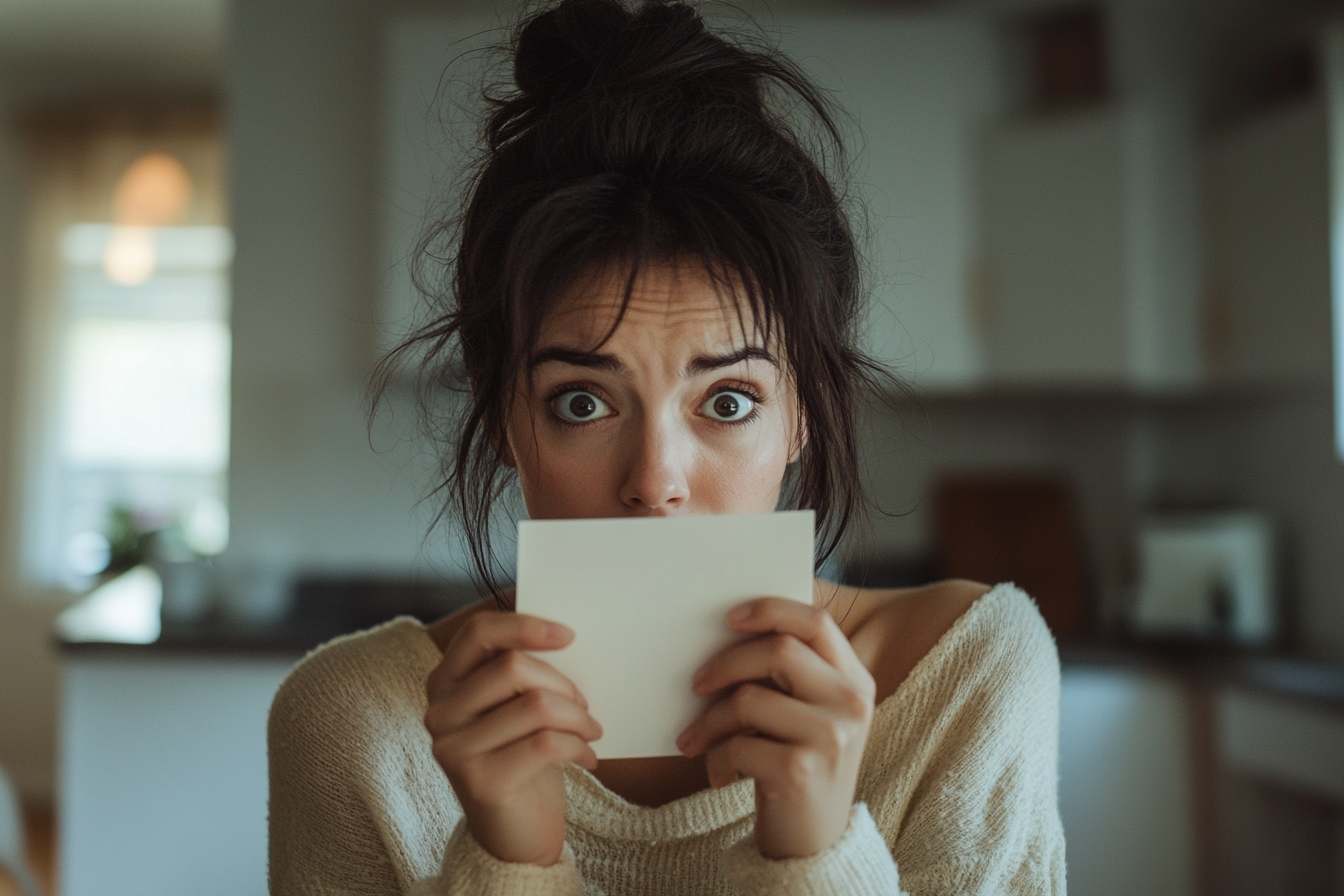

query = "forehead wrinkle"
[
  {"left": 548, "top": 260, "right": 745, "bottom": 321},
  {"left": 540, "top": 298, "right": 753, "bottom": 348},
  {"left": 535, "top": 262, "right": 778, "bottom": 377}
]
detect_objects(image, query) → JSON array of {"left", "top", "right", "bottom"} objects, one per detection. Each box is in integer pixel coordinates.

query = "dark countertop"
[
  {"left": 60, "top": 585, "right": 1344, "bottom": 714},
  {"left": 1059, "top": 637, "right": 1344, "bottom": 713},
  {"left": 1223, "top": 655, "right": 1344, "bottom": 712},
  {"left": 57, "top": 575, "right": 484, "bottom": 658},
  {"left": 60, "top": 616, "right": 386, "bottom": 657}
]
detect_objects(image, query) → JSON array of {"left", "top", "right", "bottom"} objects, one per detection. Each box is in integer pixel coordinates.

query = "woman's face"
[{"left": 504, "top": 262, "right": 801, "bottom": 520}]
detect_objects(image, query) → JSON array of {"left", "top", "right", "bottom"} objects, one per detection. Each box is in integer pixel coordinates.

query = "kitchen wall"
[
  {"left": 0, "top": 85, "right": 69, "bottom": 801},
  {"left": 227, "top": 0, "right": 449, "bottom": 584}
]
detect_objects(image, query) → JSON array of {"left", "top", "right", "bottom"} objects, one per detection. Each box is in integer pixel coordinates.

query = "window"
[{"left": 18, "top": 110, "right": 230, "bottom": 590}]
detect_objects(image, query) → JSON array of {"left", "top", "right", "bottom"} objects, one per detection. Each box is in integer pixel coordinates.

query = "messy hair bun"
[
  {"left": 498, "top": 1, "right": 801, "bottom": 151},
  {"left": 385, "top": 0, "right": 892, "bottom": 593},
  {"left": 509, "top": 0, "right": 630, "bottom": 107}
]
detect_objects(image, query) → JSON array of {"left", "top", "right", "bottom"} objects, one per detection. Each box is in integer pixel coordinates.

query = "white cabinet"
[
  {"left": 1213, "top": 684, "right": 1344, "bottom": 895},
  {"left": 59, "top": 652, "right": 296, "bottom": 896},
  {"left": 980, "top": 109, "right": 1128, "bottom": 383},
  {"left": 1218, "top": 686, "right": 1344, "bottom": 800},
  {"left": 979, "top": 100, "right": 1204, "bottom": 389},
  {"left": 1205, "top": 99, "right": 1334, "bottom": 387},
  {"left": 1059, "top": 667, "right": 1196, "bottom": 896}
]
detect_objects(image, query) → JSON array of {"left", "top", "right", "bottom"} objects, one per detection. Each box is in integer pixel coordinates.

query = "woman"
[{"left": 268, "top": 1, "right": 1065, "bottom": 893}]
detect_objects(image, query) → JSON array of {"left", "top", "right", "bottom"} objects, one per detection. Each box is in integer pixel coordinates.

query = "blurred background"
[{"left": 2, "top": 0, "right": 1344, "bottom": 894}]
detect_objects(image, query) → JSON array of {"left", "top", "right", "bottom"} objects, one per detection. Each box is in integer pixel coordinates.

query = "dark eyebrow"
[
  {"left": 528, "top": 347, "right": 624, "bottom": 372},
  {"left": 687, "top": 347, "right": 777, "bottom": 375},
  {"left": 528, "top": 345, "right": 776, "bottom": 375}
]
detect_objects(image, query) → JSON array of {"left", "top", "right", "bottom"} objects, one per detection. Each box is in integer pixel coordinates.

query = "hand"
[
  {"left": 676, "top": 598, "right": 875, "bottom": 859},
  {"left": 424, "top": 611, "right": 602, "bottom": 866}
]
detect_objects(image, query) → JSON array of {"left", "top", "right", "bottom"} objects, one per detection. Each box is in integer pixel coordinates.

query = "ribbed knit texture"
[
  {"left": 720, "top": 805, "right": 901, "bottom": 895},
  {"left": 268, "top": 583, "right": 1066, "bottom": 895}
]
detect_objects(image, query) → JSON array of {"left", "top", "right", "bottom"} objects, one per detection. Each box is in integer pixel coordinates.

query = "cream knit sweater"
[{"left": 268, "top": 583, "right": 1065, "bottom": 895}]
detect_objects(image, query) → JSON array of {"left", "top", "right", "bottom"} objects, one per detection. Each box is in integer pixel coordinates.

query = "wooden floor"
[{"left": 0, "top": 804, "right": 57, "bottom": 896}]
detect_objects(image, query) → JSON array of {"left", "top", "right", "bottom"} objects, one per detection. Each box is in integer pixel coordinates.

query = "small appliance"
[{"left": 1132, "top": 512, "right": 1275, "bottom": 644}]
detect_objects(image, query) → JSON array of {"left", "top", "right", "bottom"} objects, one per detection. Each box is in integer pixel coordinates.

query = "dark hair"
[{"left": 376, "top": 0, "right": 896, "bottom": 595}]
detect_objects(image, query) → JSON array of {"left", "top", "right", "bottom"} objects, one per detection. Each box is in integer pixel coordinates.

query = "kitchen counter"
[
  {"left": 57, "top": 573, "right": 1344, "bottom": 712},
  {"left": 56, "top": 574, "right": 482, "bottom": 656},
  {"left": 1058, "top": 637, "right": 1344, "bottom": 712}
]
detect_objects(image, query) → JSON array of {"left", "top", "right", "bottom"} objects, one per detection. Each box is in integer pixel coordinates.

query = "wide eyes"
[
  {"left": 552, "top": 390, "right": 613, "bottom": 423},
  {"left": 700, "top": 390, "right": 755, "bottom": 423},
  {"left": 550, "top": 387, "right": 757, "bottom": 425}
]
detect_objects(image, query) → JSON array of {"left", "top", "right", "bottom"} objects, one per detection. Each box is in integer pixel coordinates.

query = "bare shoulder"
[{"left": 828, "top": 578, "right": 992, "bottom": 704}]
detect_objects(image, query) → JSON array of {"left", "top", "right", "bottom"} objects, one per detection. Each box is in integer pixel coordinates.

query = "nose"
[{"left": 618, "top": 415, "right": 690, "bottom": 513}]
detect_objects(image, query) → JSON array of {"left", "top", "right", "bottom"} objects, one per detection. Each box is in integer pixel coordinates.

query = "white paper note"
[{"left": 516, "top": 511, "right": 814, "bottom": 758}]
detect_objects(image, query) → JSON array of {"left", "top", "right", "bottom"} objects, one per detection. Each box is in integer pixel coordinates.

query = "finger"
[
  {"left": 428, "top": 648, "right": 586, "bottom": 721},
  {"left": 725, "top": 599, "right": 856, "bottom": 673},
  {"left": 704, "top": 733, "right": 799, "bottom": 790},
  {"left": 693, "top": 633, "right": 850, "bottom": 705},
  {"left": 438, "top": 648, "right": 587, "bottom": 710},
  {"left": 464, "top": 729, "right": 600, "bottom": 795},
  {"left": 431, "top": 611, "right": 573, "bottom": 685},
  {"left": 439, "top": 689, "right": 602, "bottom": 759},
  {"left": 678, "top": 682, "right": 830, "bottom": 757}
]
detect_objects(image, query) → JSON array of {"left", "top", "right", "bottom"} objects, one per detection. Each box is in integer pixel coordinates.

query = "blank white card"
[{"left": 516, "top": 511, "right": 814, "bottom": 758}]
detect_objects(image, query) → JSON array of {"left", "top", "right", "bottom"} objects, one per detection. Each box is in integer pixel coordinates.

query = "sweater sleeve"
[
  {"left": 405, "top": 821, "right": 585, "bottom": 896},
  {"left": 268, "top": 626, "right": 462, "bottom": 895},
  {"left": 268, "top": 623, "right": 590, "bottom": 896},
  {"left": 720, "top": 803, "right": 906, "bottom": 896},
  {"left": 268, "top": 650, "right": 418, "bottom": 895},
  {"left": 875, "top": 587, "right": 1067, "bottom": 895}
]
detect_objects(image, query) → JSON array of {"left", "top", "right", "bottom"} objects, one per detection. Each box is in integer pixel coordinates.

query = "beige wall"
[{"left": 0, "top": 90, "right": 71, "bottom": 802}]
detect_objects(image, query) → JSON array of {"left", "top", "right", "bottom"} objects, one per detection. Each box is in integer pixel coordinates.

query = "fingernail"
[
  {"left": 548, "top": 622, "right": 573, "bottom": 640},
  {"left": 727, "top": 605, "right": 752, "bottom": 623},
  {"left": 675, "top": 731, "right": 691, "bottom": 753}
]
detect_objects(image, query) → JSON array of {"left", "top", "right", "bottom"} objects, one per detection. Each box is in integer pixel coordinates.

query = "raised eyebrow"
[
  {"left": 686, "top": 347, "right": 778, "bottom": 375},
  {"left": 528, "top": 347, "right": 624, "bottom": 372}
]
